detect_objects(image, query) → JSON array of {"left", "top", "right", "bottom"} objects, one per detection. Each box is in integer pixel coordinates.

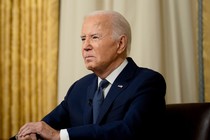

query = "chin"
[{"left": 85, "top": 65, "right": 94, "bottom": 71}]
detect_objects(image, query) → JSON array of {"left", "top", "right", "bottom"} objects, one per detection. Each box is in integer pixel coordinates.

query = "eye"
[
  {"left": 80, "top": 36, "right": 86, "bottom": 42},
  {"left": 91, "top": 34, "right": 100, "bottom": 40}
]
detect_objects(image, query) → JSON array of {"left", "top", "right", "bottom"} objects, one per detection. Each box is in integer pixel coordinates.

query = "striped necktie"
[{"left": 93, "top": 79, "right": 109, "bottom": 123}]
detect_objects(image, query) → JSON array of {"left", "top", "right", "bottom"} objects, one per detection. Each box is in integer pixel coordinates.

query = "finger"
[
  {"left": 15, "top": 134, "right": 19, "bottom": 139},
  {"left": 18, "top": 123, "right": 36, "bottom": 137},
  {"left": 30, "top": 133, "right": 37, "bottom": 140},
  {"left": 18, "top": 123, "right": 32, "bottom": 135},
  {"left": 34, "top": 121, "right": 60, "bottom": 139},
  {"left": 18, "top": 134, "right": 31, "bottom": 140},
  {"left": 18, "top": 124, "right": 28, "bottom": 135}
]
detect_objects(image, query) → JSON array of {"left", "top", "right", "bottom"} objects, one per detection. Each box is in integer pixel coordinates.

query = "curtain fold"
[
  {"left": 203, "top": 0, "right": 210, "bottom": 101},
  {"left": 161, "top": 0, "right": 198, "bottom": 103},
  {"left": 0, "top": 0, "right": 59, "bottom": 139}
]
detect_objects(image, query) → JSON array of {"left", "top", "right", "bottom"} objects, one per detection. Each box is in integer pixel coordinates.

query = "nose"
[{"left": 83, "top": 38, "right": 92, "bottom": 51}]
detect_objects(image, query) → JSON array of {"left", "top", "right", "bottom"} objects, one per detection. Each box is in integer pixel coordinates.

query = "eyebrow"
[
  {"left": 80, "top": 35, "right": 85, "bottom": 38},
  {"left": 80, "top": 33, "right": 101, "bottom": 37}
]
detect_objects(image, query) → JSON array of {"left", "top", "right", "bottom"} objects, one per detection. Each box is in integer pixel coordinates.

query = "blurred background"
[{"left": 0, "top": 0, "right": 209, "bottom": 139}]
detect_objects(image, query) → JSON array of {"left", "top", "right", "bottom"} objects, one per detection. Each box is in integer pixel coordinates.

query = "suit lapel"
[
  {"left": 84, "top": 57, "right": 138, "bottom": 124},
  {"left": 97, "top": 57, "right": 138, "bottom": 123},
  {"left": 83, "top": 77, "right": 98, "bottom": 124},
  {"left": 96, "top": 81, "right": 128, "bottom": 123}
]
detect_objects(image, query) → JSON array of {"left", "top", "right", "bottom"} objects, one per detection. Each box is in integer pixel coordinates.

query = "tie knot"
[{"left": 99, "top": 79, "right": 109, "bottom": 89}]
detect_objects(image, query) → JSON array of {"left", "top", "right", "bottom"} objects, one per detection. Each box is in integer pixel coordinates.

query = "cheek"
[
  {"left": 81, "top": 51, "right": 85, "bottom": 59},
  {"left": 81, "top": 46, "right": 90, "bottom": 57},
  {"left": 103, "top": 45, "right": 118, "bottom": 56},
  {"left": 95, "top": 40, "right": 118, "bottom": 58}
]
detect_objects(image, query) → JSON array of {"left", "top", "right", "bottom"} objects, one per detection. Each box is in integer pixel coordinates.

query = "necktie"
[{"left": 93, "top": 79, "right": 109, "bottom": 123}]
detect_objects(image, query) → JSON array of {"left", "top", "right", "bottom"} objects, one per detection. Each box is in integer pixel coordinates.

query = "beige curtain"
[
  {"left": 203, "top": 0, "right": 210, "bottom": 101},
  {"left": 0, "top": 0, "right": 59, "bottom": 139},
  {"left": 58, "top": 0, "right": 198, "bottom": 104}
]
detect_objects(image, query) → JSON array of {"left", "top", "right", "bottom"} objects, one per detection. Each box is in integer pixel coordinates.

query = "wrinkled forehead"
[{"left": 81, "top": 15, "right": 112, "bottom": 35}]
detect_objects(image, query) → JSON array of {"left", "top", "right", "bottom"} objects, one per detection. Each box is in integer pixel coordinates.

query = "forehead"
[{"left": 81, "top": 15, "right": 112, "bottom": 35}]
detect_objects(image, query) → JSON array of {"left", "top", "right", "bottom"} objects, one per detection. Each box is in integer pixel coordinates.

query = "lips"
[
  {"left": 84, "top": 55, "right": 94, "bottom": 61},
  {"left": 85, "top": 55, "right": 93, "bottom": 58}
]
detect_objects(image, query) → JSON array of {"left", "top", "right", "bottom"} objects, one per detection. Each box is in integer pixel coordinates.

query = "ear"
[{"left": 116, "top": 35, "right": 127, "bottom": 54}]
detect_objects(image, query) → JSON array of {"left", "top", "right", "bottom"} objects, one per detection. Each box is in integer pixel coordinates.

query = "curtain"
[
  {"left": 0, "top": 0, "right": 59, "bottom": 139},
  {"left": 58, "top": 0, "right": 198, "bottom": 104},
  {"left": 203, "top": 0, "right": 210, "bottom": 101}
]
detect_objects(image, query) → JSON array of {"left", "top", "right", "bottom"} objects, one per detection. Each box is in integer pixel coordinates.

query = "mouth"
[{"left": 84, "top": 56, "right": 94, "bottom": 61}]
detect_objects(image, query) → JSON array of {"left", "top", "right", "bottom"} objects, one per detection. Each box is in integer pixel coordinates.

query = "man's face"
[{"left": 81, "top": 15, "right": 121, "bottom": 75}]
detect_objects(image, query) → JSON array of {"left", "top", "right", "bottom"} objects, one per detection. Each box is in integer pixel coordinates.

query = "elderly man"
[{"left": 14, "top": 10, "right": 166, "bottom": 140}]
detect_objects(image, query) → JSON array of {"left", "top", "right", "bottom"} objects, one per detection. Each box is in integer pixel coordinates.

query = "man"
[{"left": 14, "top": 10, "right": 166, "bottom": 140}]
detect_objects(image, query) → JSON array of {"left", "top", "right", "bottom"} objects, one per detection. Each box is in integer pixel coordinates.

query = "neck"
[{"left": 94, "top": 57, "right": 126, "bottom": 79}]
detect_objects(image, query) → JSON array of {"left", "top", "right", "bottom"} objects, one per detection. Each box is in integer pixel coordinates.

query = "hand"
[
  {"left": 18, "top": 121, "right": 60, "bottom": 140},
  {"left": 17, "top": 133, "right": 37, "bottom": 140}
]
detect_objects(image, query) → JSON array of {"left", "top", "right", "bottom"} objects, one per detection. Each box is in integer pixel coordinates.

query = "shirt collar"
[{"left": 98, "top": 59, "right": 128, "bottom": 85}]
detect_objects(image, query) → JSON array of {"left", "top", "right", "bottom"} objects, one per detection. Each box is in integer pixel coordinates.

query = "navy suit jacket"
[{"left": 42, "top": 57, "right": 166, "bottom": 140}]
